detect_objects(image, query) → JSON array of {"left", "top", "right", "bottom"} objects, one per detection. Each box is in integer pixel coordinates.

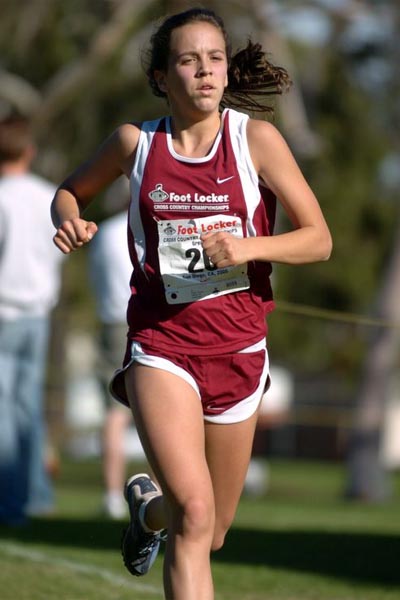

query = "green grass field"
[{"left": 1, "top": 458, "right": 399, "bottom": 599}]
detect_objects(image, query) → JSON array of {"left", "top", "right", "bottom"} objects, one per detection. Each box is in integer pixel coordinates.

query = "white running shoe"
[{"left": 121, "top": 474, "right": 162, "bottom": 576}]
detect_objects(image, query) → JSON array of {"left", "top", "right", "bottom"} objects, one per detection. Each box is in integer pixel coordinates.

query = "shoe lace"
[{"left": 137, "top": 532, "right": 160, "bottom": 558}]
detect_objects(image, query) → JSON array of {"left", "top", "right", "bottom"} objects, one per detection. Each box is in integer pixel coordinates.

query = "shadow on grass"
[
  {"left": 216, "top": 527, "right": 400, "bottom": 588},
  {"left": 1, "top": 519, "right": 399, "bottom": 588}
]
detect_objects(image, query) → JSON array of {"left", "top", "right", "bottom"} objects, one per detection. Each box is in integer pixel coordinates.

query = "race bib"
[{"left": 157, "top": 214, "right": 249, "bottom": 304}]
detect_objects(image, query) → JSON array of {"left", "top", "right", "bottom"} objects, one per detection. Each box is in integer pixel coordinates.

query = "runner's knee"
[{"left": 169, "top": 494, "right": 215, "bottom": 540}]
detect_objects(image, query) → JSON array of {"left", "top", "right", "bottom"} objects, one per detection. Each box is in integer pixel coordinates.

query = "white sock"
[
  {"left": 106, "top": 490, "right": 124, "bottom": 504},
  {"left": 104, "top": 491, "right": 126, "bottom": 518}
]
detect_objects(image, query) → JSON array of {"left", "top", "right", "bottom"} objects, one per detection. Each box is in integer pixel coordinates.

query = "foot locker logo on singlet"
[
  {"left": 157, "top": 214, "right": 249, "bottom": 304},
  {"left": 149, "top": 183, "right": 231, "bottom": 212},
  {"left": 148, "top": 183, "right": 169, "bottom": 202}
]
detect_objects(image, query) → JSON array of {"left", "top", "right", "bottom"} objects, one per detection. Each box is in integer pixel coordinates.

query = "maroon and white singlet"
[{"left": 127, "top": 108, "right": 275, "bottom": 355}]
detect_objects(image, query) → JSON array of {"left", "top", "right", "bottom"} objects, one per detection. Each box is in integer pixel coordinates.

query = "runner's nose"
[{"left": 197, "top": 59, "right": 212, "bottom": 76}]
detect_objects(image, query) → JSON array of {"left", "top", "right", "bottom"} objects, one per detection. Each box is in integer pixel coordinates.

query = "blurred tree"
[{"left": 344, "top": 1, "right": 400, "bottom": 501}]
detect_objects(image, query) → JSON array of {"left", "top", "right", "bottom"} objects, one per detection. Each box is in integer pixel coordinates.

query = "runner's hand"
[
  {"left": 53, "top": 218, "right": 98, "bottom": 254},
  {"left": 201, "top": 231, "right": 246, "bottom": 268}
]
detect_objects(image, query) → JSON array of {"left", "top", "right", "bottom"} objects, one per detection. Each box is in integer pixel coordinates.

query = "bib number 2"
[
  {"left": 186, "top": 247, "right": 217, "bottom": 273},
  {"left": 157, "top": 214, "right": 249, "bottom": 304}
]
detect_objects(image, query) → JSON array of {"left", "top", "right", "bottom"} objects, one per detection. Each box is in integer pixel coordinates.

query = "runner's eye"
[{"left": 180, "top": 56, "right": 196, "bottom": 65}]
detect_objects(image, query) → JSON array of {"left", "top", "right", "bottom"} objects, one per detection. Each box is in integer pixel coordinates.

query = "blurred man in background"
[{"left": 0, "top": 114, "right": 64, "bottom": 525}]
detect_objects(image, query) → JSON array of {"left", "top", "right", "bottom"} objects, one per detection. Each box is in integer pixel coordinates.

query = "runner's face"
[{"left": 157, "top": 22, "right": 228, "bottom": 115}]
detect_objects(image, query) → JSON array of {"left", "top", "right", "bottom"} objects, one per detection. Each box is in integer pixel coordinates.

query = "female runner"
[{"left": 52, "top": 8, "right": 332, "bottom": 600}]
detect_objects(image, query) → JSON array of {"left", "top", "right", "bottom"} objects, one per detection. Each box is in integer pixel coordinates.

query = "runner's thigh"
[
  {"left": 205, "top": 410, "right": 259, "bottom": 528},
  {"left": 125, "top": 363, "right": 213, "bottom": 503}
]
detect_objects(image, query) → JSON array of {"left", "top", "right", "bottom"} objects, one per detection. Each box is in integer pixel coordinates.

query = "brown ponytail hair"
[
  {"left": 142, "top": 7, "right": 291, "bottom": 115},
  {"left": 223, "top": 40, "right": 291, "bottom": 114}
]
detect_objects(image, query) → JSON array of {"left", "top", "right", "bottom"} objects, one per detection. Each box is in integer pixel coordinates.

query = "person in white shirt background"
[{"left": 0, "top": 114, "right": 64, "bottom": 525}]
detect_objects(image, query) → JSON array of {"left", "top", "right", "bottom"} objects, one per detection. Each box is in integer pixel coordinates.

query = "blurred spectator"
[
  {"left": 0, "top": 115, "right": 64, "bottom": 525},
  {"left": 89, "top": 176, "right": 133, "bottom": 519}
]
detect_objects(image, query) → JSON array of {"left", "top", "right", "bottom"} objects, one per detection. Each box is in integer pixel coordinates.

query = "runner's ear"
[{"left": 154, "top": 70, "right": 167, "bottom": 93}]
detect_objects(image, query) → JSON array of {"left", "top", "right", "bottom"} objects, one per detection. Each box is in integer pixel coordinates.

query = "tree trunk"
[{"left": 345, "top": 227, "right": 400, "bottom": 501}]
